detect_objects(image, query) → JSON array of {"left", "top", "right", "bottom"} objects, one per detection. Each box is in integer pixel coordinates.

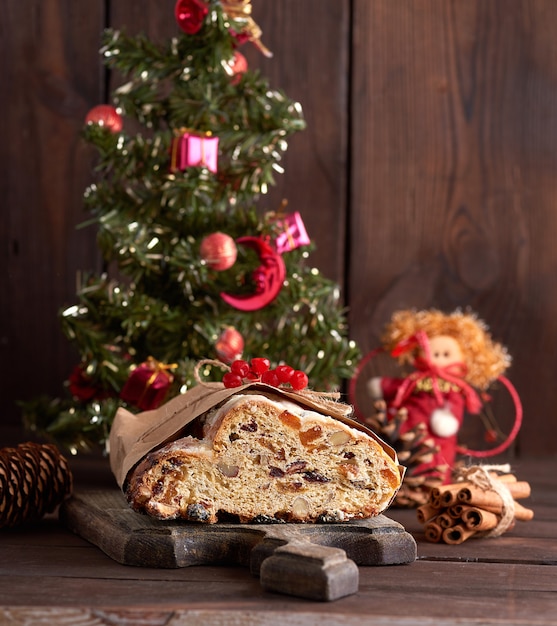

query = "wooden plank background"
[{"left": 2, "top": 0, "right": 557, "bottom": 457}]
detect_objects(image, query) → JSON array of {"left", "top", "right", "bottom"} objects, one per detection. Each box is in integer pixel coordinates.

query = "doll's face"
[{"left": 425, "top": 335, "right": 463, "bottom": 367}]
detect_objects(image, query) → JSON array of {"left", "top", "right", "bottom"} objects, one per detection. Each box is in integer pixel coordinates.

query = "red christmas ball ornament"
[
  {"left": 200, "top": 232, "right": 238, "bottom": 271},
  {"left": 175, "top": 0, "right": 208, "bottom": 35},
  {"left": 85, "top": 105, "right": 123, "bottom": 133},
  {"left": 228, "top": 51, "right": 248, "bottom": 84},
  {"left": 215, "top": 327, "right": 244, "bottom": 363}
]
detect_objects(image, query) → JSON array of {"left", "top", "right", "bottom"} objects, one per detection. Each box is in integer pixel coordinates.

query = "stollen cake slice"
[{"left": 125, "top": 391, "right": 402, "bottom": 524}]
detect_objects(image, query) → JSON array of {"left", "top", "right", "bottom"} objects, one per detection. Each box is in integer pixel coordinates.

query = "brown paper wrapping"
[{"left": 108, "top": 381, "right": 404, "bottom": 490}]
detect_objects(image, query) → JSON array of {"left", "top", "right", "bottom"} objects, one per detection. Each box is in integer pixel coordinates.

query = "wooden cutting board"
[{"left": 60, "top": 489, "right": 416, "bottom": 601}]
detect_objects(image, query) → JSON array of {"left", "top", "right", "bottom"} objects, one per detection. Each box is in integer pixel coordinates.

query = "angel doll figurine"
[{"left": 367, "top": 309, "right": 514, "bottom": 484}]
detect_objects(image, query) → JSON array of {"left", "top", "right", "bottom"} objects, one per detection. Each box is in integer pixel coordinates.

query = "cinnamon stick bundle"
[
  {"left": 457, "top": 485, "right": 533, "bottom": 519},
  {"left": 417, "top": 469, "right": 533, "bottom": 544}
]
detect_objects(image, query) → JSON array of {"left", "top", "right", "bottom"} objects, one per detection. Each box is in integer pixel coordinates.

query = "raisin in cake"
[{"left": 126, "top": 392, "right": 402, "bottom": 523}]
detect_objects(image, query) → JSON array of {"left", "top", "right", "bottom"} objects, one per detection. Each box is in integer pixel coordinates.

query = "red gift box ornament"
[
  {"left": 274, "top": 211, "right": 311, "bottom": 254},
  {"left": 120, "top": 357, "right": 177, "bottom": 411},
  {"left": 170, "top": 130, "right": 219, "bottom": 173}
]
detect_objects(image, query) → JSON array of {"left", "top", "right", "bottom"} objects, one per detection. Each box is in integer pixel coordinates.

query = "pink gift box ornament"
[
  {"left": 274, "top": 211, "right": 311, "bottom": 254},
  {"left": 170, "top": 131, "right": 219, "bottom": 173}
]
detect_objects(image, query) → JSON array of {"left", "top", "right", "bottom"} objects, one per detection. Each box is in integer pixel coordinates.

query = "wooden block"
[
  {"left": 260, "top": 542, "right": 359, "bottom": 601},
  {"left": 60, "top": 489, "right": 416, "bottom": 601}
]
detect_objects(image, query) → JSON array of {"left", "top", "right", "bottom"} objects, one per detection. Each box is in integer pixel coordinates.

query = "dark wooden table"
[{"left": 1, "top": 455, "right": 556, "bottom": 625}]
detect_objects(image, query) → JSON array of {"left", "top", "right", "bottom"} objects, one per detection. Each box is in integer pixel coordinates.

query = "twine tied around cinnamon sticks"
[{"left": 417, "top": 464, "right": 534, "bottom": 544}]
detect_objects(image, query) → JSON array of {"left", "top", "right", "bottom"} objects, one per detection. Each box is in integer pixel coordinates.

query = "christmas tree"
[{"left": 22, "top": 0, "right": 360, "bottom": 454}]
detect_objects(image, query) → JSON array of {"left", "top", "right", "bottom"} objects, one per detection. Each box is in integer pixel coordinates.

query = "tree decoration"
[
  {"left": 226, "top": 50, "right": 248, "bottom": 84},
  {"left": 273, "top": 211, "right": 311, "bottom": 254},
  {"left": 68, "top": 364, "right": 102, "bottom": 402},
  {"left": 170, "top": 130, "right": 219, "bottom": 173},
  {"left": 120, "top": 357, "right": 176, "bottom": 411},
  {"left": 215, "top": 326, "right": 244, "bottom": 363},
  {"left": 200, "top": 232, "right": 238, "bottom": 271},
  {"left": 175, "top": 0, "right": 209, "bottom": 35},
  {"left": 85, "top": 104, "right": 123, "bottom": 133},
  {"left": 0, "top": 442, "right": 72, "bottom": 529},
  {"left": 221, "top": 0, "right": 272, "bottom": 57},
  {"left": 220, "top": 236, "right": 286, "bottom": 310}
]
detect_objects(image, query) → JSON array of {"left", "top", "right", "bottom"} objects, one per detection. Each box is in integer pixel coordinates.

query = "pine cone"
[
  {"left": 0, "top": 442, "right": 73, "bottom": 529},
  {"left": 363, "top": 401, "right": 444, "bottom": 507}
]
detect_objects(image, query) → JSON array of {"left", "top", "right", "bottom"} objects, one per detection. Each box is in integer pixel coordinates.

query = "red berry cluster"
[{"left": 222, "top": 358, "right": 309, "bottom": 391}]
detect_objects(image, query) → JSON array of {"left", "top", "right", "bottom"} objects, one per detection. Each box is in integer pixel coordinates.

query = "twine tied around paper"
[
  {"left": 193, "top": 359, "right": 353, "bottom": 418},
  {"left": 454, "top": 464, "right": 516, "bottom": 537}
]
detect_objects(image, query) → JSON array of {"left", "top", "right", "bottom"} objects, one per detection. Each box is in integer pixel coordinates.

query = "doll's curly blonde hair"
[{"left": 381, "top": 309, "right": 511, "bottom": 389}]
